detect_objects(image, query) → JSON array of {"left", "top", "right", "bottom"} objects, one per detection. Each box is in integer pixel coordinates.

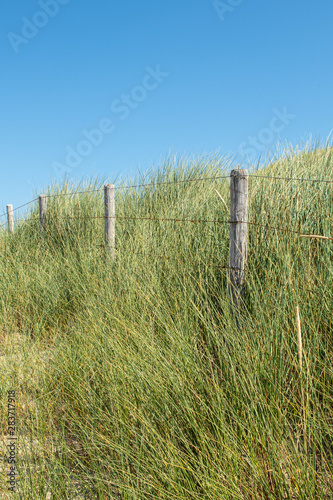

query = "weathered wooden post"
[
  {"left": 7, "top": 205, "right": 14, "bottom": 234},
  {"left": 229, "top": 169, "right": 248, "bottom": 320},
  {"left": 39, "top": 195, "right": 47, "bottom": 234},
  {"left": 104, "top": 184, "right": 115, "bottom": 259}
]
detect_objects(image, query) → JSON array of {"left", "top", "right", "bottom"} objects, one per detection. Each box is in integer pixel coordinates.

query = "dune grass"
[{"left": 0, "top": 147, "right": 333, "bottom": 499}]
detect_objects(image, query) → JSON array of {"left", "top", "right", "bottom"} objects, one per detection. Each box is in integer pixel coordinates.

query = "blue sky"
[{"left": 1, "top": 0, "right": 333, "bottom": 214}]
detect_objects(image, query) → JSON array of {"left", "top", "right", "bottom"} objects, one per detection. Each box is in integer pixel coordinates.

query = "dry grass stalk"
[
  {"left": 296, "top": 305, "right": 303, "bottom": 370},
  {"left": 214, "top": 189, "right": 228, "bottom": 212},
  {"left": 299, "top": 234, "right": 333, "bottom": 241}
]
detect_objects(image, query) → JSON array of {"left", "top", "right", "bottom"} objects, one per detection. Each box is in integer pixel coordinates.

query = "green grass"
[{"left": 0, "top": 146, "right": 332, "bottom": 499}]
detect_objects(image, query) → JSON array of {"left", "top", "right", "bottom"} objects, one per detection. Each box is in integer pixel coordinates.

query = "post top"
[{"left": 230, "top": 169, "right": 248, "bottom": 176}]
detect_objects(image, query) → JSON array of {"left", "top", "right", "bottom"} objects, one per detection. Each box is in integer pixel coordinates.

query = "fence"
[{"left": 1, "top": 169, "right": 333, "bottom": 325}]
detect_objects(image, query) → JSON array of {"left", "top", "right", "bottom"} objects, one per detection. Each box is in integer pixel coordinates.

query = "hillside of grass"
[{"left": 0, "top": 147, "right": 333, "bottom": 499}]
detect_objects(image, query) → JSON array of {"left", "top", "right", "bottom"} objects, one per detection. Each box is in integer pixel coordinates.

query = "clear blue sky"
[{"left": 1, "top": 0, "right": 333, "bottom": 214}]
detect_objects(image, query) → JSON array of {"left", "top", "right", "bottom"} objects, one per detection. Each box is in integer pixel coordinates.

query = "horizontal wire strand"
[
  {"left": 1, "top": 170, "right": 332, "bottom": 242},
  {"left": 1, "top": 171, "right": 332, "bottom": 216},
  {"left": 248, "top": 174, "right": 333, "bottom": 183},
  {"left": 0, "top": 197, "right": 39, "bottom": 220},
  {"left": 4, "top": 213, "right": 326, "bottom": 239},
  {"left": 45, "top": 188, "right": 102, "bottom": 198}
]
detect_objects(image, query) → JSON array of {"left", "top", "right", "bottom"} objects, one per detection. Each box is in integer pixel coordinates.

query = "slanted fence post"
[
  {"left": 39, "top": 195, "right": 47, "bottom": 234},
  {"left": 229, "top": 168, "right": 249, "bottom": 320},
  {"left": 7, "top": 205, "right": 14, "bottom": 234},
  {"left": 104, "top": 184, "right": 115, "bottom": 259}
]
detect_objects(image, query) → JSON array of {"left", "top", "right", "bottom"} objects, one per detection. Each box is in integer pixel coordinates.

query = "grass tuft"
[{"left": 0, "top": 148, "right": 333, "bottom": 499}]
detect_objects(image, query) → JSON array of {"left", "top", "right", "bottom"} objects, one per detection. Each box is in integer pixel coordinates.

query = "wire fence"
[
  {"left": 2, "top": 213, "right": 330, "bottom": 240},
  {"left": 2, "top": 166, "right": 332, "bottom": 322},
  {"left": 2, "top": 170, "right": 333, "bottom": 221},
  {"left": 1, "top": 171, "right": 333, "bottom": 239}
]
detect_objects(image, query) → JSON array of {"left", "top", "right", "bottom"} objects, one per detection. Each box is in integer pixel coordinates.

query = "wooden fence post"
[
  {"left": 7, "top": 205, "right": 14, "bottom": 234},
  {"left": 104, "top": 184, "right": 115, "bottom": 259},
  {"left": 229, "top": 168, "right": 249, "bottom": 319},
  {"left": 39, "top": 195, "right": 47, "bottom": 234}
]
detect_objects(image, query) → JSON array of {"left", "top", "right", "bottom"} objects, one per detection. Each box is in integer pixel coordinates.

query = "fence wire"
[
  {"left": 2, "top": 212, "right": 332, "bottom": 242},
  {"left": 1, "top": 171, "right": 333, "bottom": 241},
  {"left": 2, "top": 169, "right": 333, "bottom": 217}
]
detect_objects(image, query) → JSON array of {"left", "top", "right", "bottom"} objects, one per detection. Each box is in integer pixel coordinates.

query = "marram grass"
[{"left": 0, "top": 148, "right": 332, "bottom": 499}]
